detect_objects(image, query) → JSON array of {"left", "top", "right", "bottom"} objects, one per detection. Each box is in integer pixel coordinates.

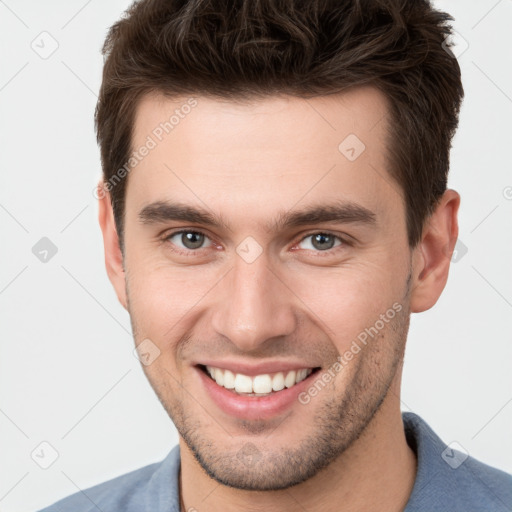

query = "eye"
[
  {"left": 296, "top": 232, "right": 344, "bottom": 252},
  {"left": 162, "top": 229, "right": 348, "bottom": 257},
  {"left": 164, "top": 230, "right": 213, "bottom": 251}
]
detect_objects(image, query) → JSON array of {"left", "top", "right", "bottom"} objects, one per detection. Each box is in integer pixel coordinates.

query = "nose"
[{"left": 210, "top": 249, "right": 297, "bottom": 352}]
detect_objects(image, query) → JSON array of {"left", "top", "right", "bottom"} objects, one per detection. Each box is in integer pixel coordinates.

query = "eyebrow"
[{"left": 138, "top": 200, "right": 377, "bottom": 232}]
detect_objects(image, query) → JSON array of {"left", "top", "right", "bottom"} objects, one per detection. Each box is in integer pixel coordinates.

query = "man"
[{"left": 39, "top": 0, "right": 512, "bottom": 510}]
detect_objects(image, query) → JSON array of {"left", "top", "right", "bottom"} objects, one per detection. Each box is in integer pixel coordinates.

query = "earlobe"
[
  {"left": 97, "top": 183, "right": 128, "bottom": 310},
  {"left": 410, "top": 189, "right": 460, "bottom": 313}
]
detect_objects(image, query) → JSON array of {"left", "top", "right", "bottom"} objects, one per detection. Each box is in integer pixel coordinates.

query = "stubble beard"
[{"left": 149, "top": 304, "right": 410, "bottom": 491}]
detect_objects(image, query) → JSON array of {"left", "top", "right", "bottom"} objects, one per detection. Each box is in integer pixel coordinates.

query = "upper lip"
[{"left": 196, "top": 360, "right": 320, "bottom": 376}]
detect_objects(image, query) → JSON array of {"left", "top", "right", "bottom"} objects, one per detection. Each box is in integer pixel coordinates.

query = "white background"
[{"left": 1, "top": 1, "right": 511, "bottom": 510}]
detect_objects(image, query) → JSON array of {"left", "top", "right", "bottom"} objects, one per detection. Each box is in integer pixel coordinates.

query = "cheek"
[
  {"left": 126, "top": 257, "right": 219, "bottom": 337},
  {"left": 288, "top": 262, "right": 405, "bottom": 350}
]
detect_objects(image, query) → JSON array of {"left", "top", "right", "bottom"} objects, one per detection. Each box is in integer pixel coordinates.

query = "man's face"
[{"left": 120, "top": 87, "right": 414, "bottom": 490}]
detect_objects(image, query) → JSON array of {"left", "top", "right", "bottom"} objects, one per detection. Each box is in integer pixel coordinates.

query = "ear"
[
  {"left": 97, "top": 183, "right": 128, "bottom": 310},
  {"left": 410, "top": 189, "right": 460, "bottom": 313}
]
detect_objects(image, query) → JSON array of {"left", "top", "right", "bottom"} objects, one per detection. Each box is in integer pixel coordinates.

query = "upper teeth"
[{"left": 206, "top": 366, "right": 313, "bottom": 394}]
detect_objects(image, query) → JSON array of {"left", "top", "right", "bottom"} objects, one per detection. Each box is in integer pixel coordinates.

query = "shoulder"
[
  {"left": 35, "top": 445, "right": 181, "bottom": 512},
  {"left": 403, "top": 412, "right": 512, "bottom": 511}
]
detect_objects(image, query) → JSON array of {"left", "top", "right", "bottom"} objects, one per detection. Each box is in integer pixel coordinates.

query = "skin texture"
[{"left": 98, "top": 86, "right": 460, "bottom": 511}]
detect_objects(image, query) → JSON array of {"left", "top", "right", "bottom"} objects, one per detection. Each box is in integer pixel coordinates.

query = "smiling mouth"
[{"left": 198, "top": 364, "right": 322, "bottom": 397}]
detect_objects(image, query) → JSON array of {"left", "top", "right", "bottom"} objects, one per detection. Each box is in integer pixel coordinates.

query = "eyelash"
[{"left": 162, "top": 229, "right": 350, "bottom": 257}]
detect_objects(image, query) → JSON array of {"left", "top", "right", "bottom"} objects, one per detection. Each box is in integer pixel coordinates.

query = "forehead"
[
  {"left": 126, "top": 87, "right": 402, "bottom": 230},
  {"left": 132, "top": 86, "right": 390, "bottom": 156}
]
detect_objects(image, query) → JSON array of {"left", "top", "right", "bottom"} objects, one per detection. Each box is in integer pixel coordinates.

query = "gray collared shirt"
[{"left": 37, "top": 412, "right": 512, "bottom": 511}]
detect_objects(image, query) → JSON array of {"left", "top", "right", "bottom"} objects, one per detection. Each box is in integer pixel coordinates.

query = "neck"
[{"left": 179, "top": 383, "right": 416, "bottom": 511}]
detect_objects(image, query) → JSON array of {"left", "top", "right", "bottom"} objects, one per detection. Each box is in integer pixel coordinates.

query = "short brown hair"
[{"left": 95, "top": 0, "right": 464, "bottom": 249}]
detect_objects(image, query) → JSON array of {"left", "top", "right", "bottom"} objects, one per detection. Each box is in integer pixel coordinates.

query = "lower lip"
[{"left": 196, "top": 366, "right": 319, "bottom": 421}]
